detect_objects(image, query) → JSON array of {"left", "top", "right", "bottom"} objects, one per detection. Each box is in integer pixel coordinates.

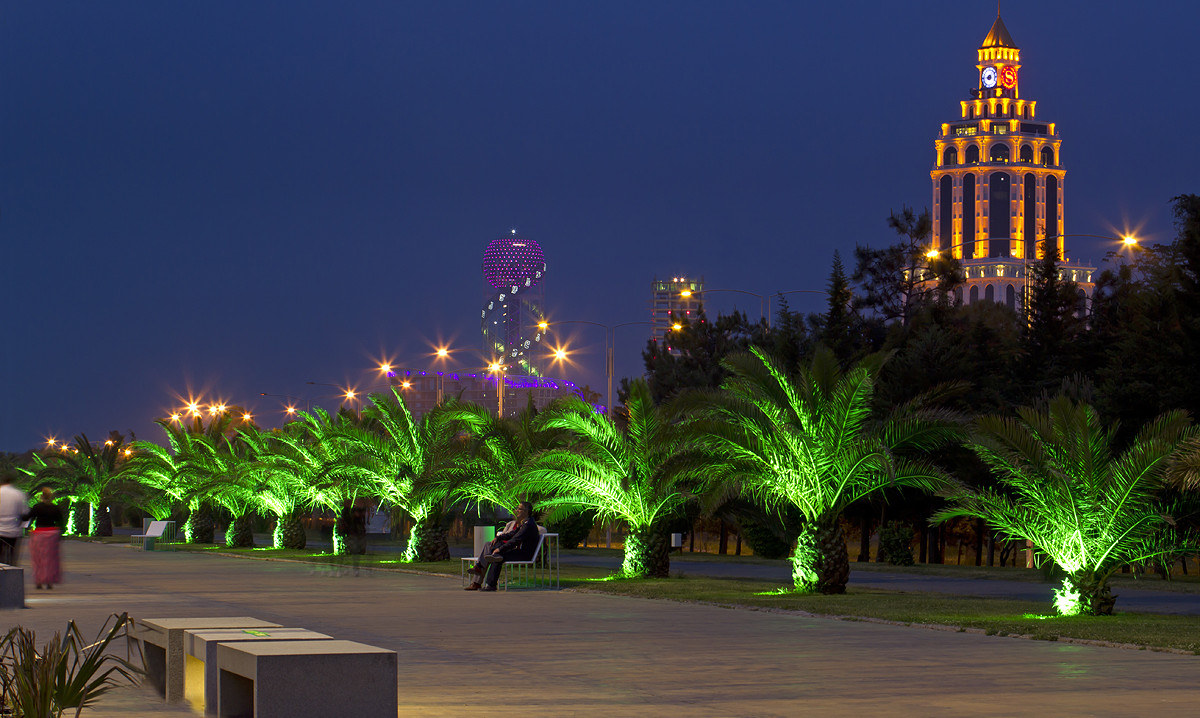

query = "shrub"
[{"left": 877, "top": 521, "right": 915, "bottom": 566}]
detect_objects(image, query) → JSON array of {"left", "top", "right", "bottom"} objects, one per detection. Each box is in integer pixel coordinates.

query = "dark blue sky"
[{"left": 4, "top": 1, "right": 1197, "bottom": 451}]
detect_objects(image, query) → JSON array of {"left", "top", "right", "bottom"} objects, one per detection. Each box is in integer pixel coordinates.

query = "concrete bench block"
[
  {"left": 0, "top": 566, "right": 24, "bottom": 609},
  {"left": 184, "top": 628, "right": 331, "bottom": 716},
  {"left": 138, "top": 617, "right": 282, "bottom": 703},
  {"left": 216, "top": 639, "right": 397, "bottom": 718}
]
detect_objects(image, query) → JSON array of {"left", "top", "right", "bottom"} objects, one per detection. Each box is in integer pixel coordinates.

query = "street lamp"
[
  {"left": 259, "top": 392, "right": 305, "bottom": 417},
  {"left": 540, "top": 319, "right": 655, "bottom": 414},
  {"left": 488, "top": 361, "right": 506, "bottom": 418}
]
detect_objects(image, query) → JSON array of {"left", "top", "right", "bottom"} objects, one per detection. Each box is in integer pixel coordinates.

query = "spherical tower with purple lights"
[{"left": 481, "top": 230, "right": 547, "bottom": 375}]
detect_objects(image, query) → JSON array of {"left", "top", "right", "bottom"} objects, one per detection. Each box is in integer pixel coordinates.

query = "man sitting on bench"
[{"left": 465, "top": 501, "right": 538, "bottom": 592}]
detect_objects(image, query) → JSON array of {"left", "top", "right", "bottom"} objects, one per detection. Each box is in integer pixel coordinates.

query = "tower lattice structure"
[
  {"left": 481, "top": 230, "right": 547, "bottom": 376},
  {"left": 930, "top": 14, "right": 1093, "bottom": 309}
]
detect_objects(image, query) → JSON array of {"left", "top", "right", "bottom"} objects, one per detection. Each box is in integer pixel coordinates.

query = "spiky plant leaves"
[
  {"left": 686, "top": 346, "right": 963, "bottom": 593},
  {"left": 936, "top": 396, "right": 1200, "bottom": 615},
  {"left": 2, "top": 612, "right": 141, "bottom": 717}
]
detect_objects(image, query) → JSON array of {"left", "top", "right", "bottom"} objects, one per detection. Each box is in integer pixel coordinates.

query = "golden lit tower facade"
[{"left": 931, "top": 15, "right": 1093, "bottom": 309}]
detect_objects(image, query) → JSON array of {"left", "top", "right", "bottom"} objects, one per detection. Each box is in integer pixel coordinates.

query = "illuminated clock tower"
[{"left": 930, "top": 14, "right": 1093, "bottom": 308}]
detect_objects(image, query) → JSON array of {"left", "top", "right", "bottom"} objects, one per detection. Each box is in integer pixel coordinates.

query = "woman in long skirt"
[{"left": 24, "top": 487, "right": 64, "bottom": 589}]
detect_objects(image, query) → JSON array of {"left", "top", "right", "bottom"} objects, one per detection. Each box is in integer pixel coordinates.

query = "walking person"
[
  {"left": 465, "top": 501, "right": 539, "bottom": 592},
  {"left": 0, "top": 474, "right": 28, "bottom": 566},
  {"left": 25, "top": 487, "right": 64, "bottom": 589}
]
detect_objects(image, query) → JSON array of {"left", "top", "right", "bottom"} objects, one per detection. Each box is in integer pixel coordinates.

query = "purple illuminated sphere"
[{"left": 481, "top": 234, "right": 546, "bottom": 289}]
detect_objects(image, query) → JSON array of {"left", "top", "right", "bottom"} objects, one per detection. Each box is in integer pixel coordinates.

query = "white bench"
[
  {"left": 132, "top": 520, "right": 175, "bottom": 551},
  {"left": 461, "top": 532, "right": 559, "bottom": 590},
  {"left": 216, "top": 640, "right": 397, "bottom": 718},
  {"left": 138, "top": 617, "right": 282, "bottom": 703},
  {"left": 184, "top": 628, "right": 332, "bottom": 715}
]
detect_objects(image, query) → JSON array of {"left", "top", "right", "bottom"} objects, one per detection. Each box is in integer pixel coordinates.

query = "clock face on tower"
[{"left": 981, "top": 66, "right": 998, "bottom": 88}]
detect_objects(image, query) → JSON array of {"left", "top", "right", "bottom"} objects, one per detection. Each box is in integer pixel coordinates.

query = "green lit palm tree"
[
  {"left": 457, "top": 394, "right": 568, "bottom": 513},
  {"left": 271, "top": 408, "right": 369, "bottom": 554},
  {"left": 238, "top": 426, "right": 316, "bottom": 549},
  {"left": 689, "top": 347, "right": 963, "bottom": 594},
  {"left": 325, "top": 390, "right": 482, "bottom": 562},
  {"left": 522, "top": 379, "right": 704, "bottom": 578},
  {"left": 34, "top": 433, "right": 132, "bottom": 536},
  {"left": 935, "top": 396, "right": 1199, "bottom": 615}
]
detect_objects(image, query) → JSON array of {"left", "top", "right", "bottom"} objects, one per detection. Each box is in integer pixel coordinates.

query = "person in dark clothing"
[
  {"left": 465, "top": 501, "right": 539, "bottom": 592},
  {"left": 24, "top": 487, "right": 64, "bottom": 589}
]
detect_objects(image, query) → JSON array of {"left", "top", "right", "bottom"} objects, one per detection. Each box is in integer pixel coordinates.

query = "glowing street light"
[
  {"left": 241, "top": 413, "right": 253, "bottom": 422},
  {"left": 540, "top": 319, "right": 655, "bottom": 414},
  {"left": 488, "top": 361, "right": 507, "bottom": 417}
]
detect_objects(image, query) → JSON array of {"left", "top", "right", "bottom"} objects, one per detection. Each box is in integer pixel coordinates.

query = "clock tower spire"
[{"left": 929, "top": 13, "right": 1091, "bottom": 309}]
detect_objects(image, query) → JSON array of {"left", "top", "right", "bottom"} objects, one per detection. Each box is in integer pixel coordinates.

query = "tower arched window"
[
  {"left": 1023, "top": 106, "right": 1030, "bottom": 119},
  {"left": 985, "top": 285, "right": 995, "bottom": 302},
  {"left": 939, "top": 176, "right": 953, "bottom": 247},
  {"left": 1006, "top": 284, "right": 1016, "bottom": 310},
  {"left": 1041, "top": 147, "right": 1055, "bottom": 166},
  {"left": 989, "top": 173, "right": 1012, "bottom": 255},
  {"left": 943, "top": 147, "right": 957, "bottom": 167},
  {"left": 969, "top": 285, "right": 979, "bottom": 303},
  {"left": 968, "top": 107, "right": 975, "bottom": 120},
  {"left": 1020, "top": 144, "right": 1034, "bottom": 163},
  {"left": 1023, "top": 173, "right": 1037, "bottom": 258},
  {"left": 966, "top": 145, "right": 980, "bottom": 164},
  {"left": 990, "top": 143, "right": 1010, "bottom": 162},
  {"left": 964, "top": 173, "right": 976, "bottom": 257}
]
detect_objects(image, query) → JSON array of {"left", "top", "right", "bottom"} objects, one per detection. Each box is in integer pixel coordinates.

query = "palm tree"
[
  {"left": 522, "top": 380, "right": 704, "bottom": 578},
  {"left": 271, "top": 408, "right": 368, "bottom": 554},
  {"left": 936, "top": 396, "right": 1199, "bottom": 615},
  {"left": 35, "top": 433, "right": 132, "bottom": 536},
  {"left": 457, "top": 394, "right": 566, "bottom": 513},
  {"left": 325, "top": 390, "right": 482, "bottom": 562},
  {"left": 689, "top": 347, "right": 963, "bottom": 594},
  {"left": 238, "top": 426, "right": 315, "bottom": 549}
]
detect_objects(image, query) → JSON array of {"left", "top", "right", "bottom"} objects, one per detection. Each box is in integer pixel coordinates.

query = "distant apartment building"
[{"left": 650, "top": 276, "right": 703, "bottom": 349}]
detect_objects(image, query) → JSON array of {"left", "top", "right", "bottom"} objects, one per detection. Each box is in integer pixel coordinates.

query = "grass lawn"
[{"left": 575, "top": 576, "right": 1200, "bottom": 654}]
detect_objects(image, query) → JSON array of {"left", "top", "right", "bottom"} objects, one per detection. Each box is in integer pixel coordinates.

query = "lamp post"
[
  {"left": 259, "top": 393, "right": 306, "bottom": 420},
  {"left": 539, "top": 319, "right": 655, "bottom": 414},
  {"left": 487, "top": 361, "right": 506, "bottom": 418}
]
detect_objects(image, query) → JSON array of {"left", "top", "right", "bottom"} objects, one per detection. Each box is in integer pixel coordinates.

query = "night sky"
[{"left": 4, "top": 1, "right": 1198, "bottom": 451}]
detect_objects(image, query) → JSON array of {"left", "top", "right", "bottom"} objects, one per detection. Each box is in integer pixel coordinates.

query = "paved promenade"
[{"left": 2, "top": 541, "right": 1199, "bottom": 717}]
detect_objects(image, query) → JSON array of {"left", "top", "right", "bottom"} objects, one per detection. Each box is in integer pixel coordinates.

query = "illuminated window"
[{"left": 954, "top": 125, "right": 977, "bottom": 137}]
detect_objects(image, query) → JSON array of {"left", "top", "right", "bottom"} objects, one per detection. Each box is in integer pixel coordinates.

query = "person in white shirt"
[{"left": 0, "top": 474, "right": 29, "bottom": 566}]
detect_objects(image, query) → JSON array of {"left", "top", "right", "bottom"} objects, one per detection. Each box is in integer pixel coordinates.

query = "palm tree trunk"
[
  {"left": 225, "top": 514, "right": 255, "bottom": 548},
  {"left": 407, "top": 519, "right": 449, "bottom": 562},
  {"left": 974, "top": 518, "right": 985, "bottom": 566},
  {"left": 791, "top": 519, "right": 849, "bottom": 594},
  {"left": 857, "top": 512, "right": 871, "bottom": 562},
  {"left": 94, "top": 504, "right": 113, "bottom": 537},
  {"left": 1059, "top": 573, "right": 1116, "bottom": 616},
  {"left": 622, "top": 526, "right": 670, "bottom": 578}
]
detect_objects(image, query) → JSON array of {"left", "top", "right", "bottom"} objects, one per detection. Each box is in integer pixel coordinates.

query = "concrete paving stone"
[{"left": 0, "top": 541, "right": 1197, "bottom": 717}]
